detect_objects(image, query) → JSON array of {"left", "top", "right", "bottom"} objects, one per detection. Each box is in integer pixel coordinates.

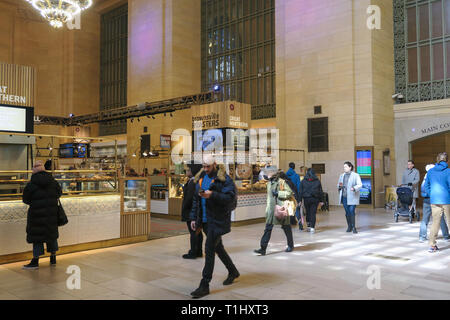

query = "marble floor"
[{"left": 1, "top": 206, "right": 450, "bottom": 300}]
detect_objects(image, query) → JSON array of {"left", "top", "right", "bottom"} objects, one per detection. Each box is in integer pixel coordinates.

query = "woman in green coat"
[{"left": 254, "top": 168, "right": 295, "bottom": 255}]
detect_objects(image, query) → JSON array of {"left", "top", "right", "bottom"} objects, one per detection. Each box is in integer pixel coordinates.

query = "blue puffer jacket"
[
  {"left": 424, "top": 162, "right": 450, "bottom": 205},
  {"left": 286, "top": 168, "right": 301, "bottom": 194}
]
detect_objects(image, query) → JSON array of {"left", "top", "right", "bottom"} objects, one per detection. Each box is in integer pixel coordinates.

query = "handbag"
[{"left": 57, "top": 199, "right": 68, "bottom": 226}]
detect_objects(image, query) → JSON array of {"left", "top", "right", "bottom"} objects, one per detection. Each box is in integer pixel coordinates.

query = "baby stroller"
[{"left": 394, "top": 185, "right": 420, "bottom": 223}]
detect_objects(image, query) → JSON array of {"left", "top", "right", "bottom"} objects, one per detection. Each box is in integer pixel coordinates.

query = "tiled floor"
[{"left": 1, "top": 206, "right": 450, "bottom": 300}]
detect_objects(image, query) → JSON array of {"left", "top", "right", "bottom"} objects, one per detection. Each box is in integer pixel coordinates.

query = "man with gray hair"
[{"left": 189, "top": 154, "right": 239, "bottom": 298}]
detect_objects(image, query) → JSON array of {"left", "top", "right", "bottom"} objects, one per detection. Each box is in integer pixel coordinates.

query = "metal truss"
[{"left": 34, "top": 91, "right": 219, "bottom": 126}]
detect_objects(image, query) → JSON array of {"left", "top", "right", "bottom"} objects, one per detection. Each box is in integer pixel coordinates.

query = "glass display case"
[
  {"left": 122, "top": 178, "right": 149, "bottom": 213},
  {"left": 0, "top": 169, "right": 118, "bottom": 200},
  {"left": 169, "top": 174, "right": 189, "bottom": 199}
]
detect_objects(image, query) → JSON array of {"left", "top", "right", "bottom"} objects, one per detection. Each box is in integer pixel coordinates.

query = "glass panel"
[
  {"left": 407, "top": 7, "right": 417, "bottom": 43},
  {"left": 124, "top": 180, "right": 147, "bottom": 212},
  {"left": 420, "top": 45, "right": 431, "bottom": 82},
  {"left": 419, "top": 4, "right": 429, "bottom": 41},
  {"left": 446, "top": 41, "right": 450, "bottom": 78},
  {"left": 249, "top": 48, "right": 256, "bottom": 75},
  {"left": 244, "top": 80, "right": 251, "bottom": 103},
  {"left": 251, "top": 79, "right": 258, "bottom": 105},
  {"left": 258, "top": 46, "right": 264, "bottom": 74},
  {"left": 446, "top": 0, "right": 450, "bottom": 34},
  {"left": 432, "top": 1, "right": 443, "bottom": 38},
  {"left": 433, "top": 43, "right": 444, "bottom": 80},
  {"left": 408, "top": 47, "right": 418, "bottom": 83},
  {"left": 264, "top": 77, "right": 270, "bottom": 104}
]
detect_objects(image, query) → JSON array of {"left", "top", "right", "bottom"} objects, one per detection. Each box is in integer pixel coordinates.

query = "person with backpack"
[
  {"left": 22, "top": 160, "right": 62, "bottom": 269},
  {"left": 298, "top": 168, "right": 324, "bottom": 234},
  {"left": 254, "top": 167, "right": 295, "bottom": 256},
  {"left": 419, "top": 164, "right": 449, "bottom": 243},
  {"left": 189, "top": 154, "right": 240, "bottom": 298},
  {"left": 424, "top": 152, "right": 450, "bottom": 253},
  {"left": 285, "top": 162, "right": 303, "bottom": 229}
]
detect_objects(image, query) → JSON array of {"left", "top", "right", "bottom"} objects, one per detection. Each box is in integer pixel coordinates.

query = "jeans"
[
  {"left": 186, "top": 221, "right": 203, "bottom": 256},
  {"left": 260, "top": 224, "right": 294, "bottom": 250},
  {"left": 295, "top": 206, "right": 303, "bottom": 228},
  {"left": 32, "top": 239, "right": 58, "bottom": 258},
  {"left": 342, "top": 196, "right": 356, "bottom": 217},
  {"left": 200, "top": 223, "right": 238, "bottom": 288},
  {"left": 419, "top": 200, "right": 449, "bottom": 240},
  {"left": 304, "top": 197, "right": 319, "bottom": 228}
]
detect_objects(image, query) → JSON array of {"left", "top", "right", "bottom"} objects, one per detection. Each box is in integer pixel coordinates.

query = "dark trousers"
[
  {"left": 304, "top": 197, "right": 319, "bottom": 228},
  {"left": 186, "top": 221, "right": 203, "bottom": 256},
  {"left": 260, "top": 224, "right": 294, "bottom": 250},
  {"left": 200, "top": 223, "right": 238, "bottom": 288},
  {"left": 32, "top": 239, "right": 58, "bottom": 258}
]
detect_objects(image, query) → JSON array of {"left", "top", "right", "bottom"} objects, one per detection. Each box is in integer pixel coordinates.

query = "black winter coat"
[
  {"left": 181, "top": 178, "right": 196, "bottom": 222},
  {"left": 190, "top": 165, "right": 236, "bottom": 236},
  {"left": 23, "top": 171, "right": 62, "bottom": 244},
  {"left": 299, "top": 178, "right": 324, "bottom": 202}
]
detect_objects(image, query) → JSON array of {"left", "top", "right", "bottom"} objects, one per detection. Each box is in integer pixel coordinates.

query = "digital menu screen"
[
  {"left": 356, "top": 150, "right": 372, "bottom": 176},
  {"left": 0, "top": 104, "right": 34, "bottom": 133}
]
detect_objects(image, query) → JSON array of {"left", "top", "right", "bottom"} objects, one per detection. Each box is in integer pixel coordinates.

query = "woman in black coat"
[
  {"left": 298, "top": 168, "right": 324, "bottom": 234},
  {"left": 181, "top": 163, "right": 203, "bottom": 259},
  {"left": 22, "top": 161, "right": 62, "bottom": 269}
]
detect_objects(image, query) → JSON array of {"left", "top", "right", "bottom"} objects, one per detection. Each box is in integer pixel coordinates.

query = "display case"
[
  {"left": 122, "top": 178, "right": 149, "bottom": 212},
  {"left": 120, "top": 177, "right": 151, "bottom": 238}
]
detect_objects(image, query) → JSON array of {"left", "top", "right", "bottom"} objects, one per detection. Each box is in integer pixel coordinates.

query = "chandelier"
[{"left": 25, "top": 0, "right": 93, "bottom": 28}]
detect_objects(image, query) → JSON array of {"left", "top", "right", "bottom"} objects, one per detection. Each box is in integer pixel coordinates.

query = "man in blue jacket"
[
  {"left": 286, "top": 162, "right": 303, "bottom": 229},
  {"left": 424, "top": 152, "right": 450, "bottom": 253},
  {"left": 190, "top": 154, "right": 239, "bottom": 298}
]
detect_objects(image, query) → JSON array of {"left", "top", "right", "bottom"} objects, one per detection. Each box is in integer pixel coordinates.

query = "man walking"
[
  {"left": 190, "top": 154, "right": 240, "bottom": 298},
  {"left": 424, "top": 152, "right": 450, "bottom": 253}
]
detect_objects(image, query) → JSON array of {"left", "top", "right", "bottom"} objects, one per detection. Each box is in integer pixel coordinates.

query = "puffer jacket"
[
  {"left": 23, "top": 171, "right": 62, "bottom": 243},
  {"left": 424, "top": 161, "right": 450, "bottom": 205},
  {"left": 190, "top": 165, "right": 236, "bottom": 236}
]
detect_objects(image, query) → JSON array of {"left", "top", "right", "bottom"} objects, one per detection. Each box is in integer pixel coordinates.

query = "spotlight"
[
  {"left": 69, "top": 113, "right": 75, "bottom": 118},
  {"left": 142, "top": 151, "right": 148, "bottom": 157},
  {"left": 132, "top": 153, "right": 136, "bottom": 157},
  {"left": 213, "top": 84, "right": 220, "bottom": 92}
]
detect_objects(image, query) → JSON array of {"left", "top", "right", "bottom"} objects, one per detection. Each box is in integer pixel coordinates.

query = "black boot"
[
  {"left": 23, "top": 258, "right": 39, "bottom": 270},
  {"left": 351, "top": 216, "right": 358, "bottom": 234},
  {"left": 254, "top": 248, "right": 266, "bottom": 256},
  {"left": 50, "top": 254, "right": 56, "bottom": 266},
  {"left": 191, "top": 282, "right": 210, "bottom": 298},
  {"left": 223, "top": 270, "right": 240, "bottom": 285},
  {"left": 346, "top": 215, "right": 352, "bottom": 232}
]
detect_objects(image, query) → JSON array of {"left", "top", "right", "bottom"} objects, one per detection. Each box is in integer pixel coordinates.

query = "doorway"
[{"left": 411, "top": 130, "right": 450, "bottom": 208}]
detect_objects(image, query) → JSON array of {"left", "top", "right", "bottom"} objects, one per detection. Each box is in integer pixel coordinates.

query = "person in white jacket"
[{"left": 337, "top": 161, "right": 363, "bottom": 233}]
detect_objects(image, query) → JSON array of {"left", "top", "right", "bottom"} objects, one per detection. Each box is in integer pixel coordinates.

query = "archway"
[{"left": 410, "top": 130, "right": 450, "bottom": 208}]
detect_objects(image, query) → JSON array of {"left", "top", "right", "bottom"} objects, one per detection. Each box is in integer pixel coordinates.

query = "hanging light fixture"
[{"left": 25, "top": 0, "right": 93, "bottom": 29}]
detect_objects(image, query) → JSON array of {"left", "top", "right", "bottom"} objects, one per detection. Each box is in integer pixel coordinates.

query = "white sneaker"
[{"left": 310, "top": 228, "right": 315, "bottom": 234}]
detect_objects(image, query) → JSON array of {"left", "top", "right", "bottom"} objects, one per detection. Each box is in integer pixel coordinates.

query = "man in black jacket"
[
  {"left": 22, "top": 161, "right": 62, "bottom": 269},
  {"left": 298, "top": 168, "right": 324, "bottom": 234},
  {"left": 189, "top": 155, "right": 240, "bottom": 298},
  {"left": 181, "top": 162, "right": 203, "bottom": 259}
]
